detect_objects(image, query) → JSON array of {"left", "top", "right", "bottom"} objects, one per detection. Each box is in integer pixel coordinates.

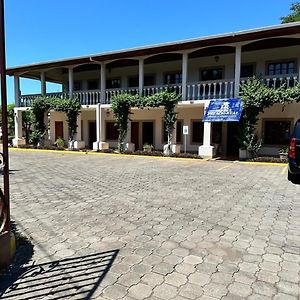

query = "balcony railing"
[{"left": 18, "top": 74, "right": 299, "bottom": 107}]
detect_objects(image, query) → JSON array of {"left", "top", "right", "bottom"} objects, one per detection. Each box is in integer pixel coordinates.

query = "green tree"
[
  {"left": 111, "top": 93, "right": 137, "bottom": 153},
  {"left": 22, "top": 110, "right": 33, "bottom": 144},
  {"left": 281, "top": 2, "right": 300, "bottom": 23},
  {"left": 7, "top": 104, "right": 15, "bottom": 142}
]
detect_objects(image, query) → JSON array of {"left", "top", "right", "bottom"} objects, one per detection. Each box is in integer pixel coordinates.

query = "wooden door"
[
  {"left": 55, "top": 121, "right": 64, "bottom": 140},
  {"left": 89, "top": 121, "right": 96, "bottom": 149},
  {"left": 131, "top": 122, "right": 139, "bottom": 150},
  {"left": 142, "top": 122, "right": 154, "bottom": 147}
]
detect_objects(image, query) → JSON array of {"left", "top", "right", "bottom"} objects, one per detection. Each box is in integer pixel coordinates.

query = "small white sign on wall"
[{"left": 183, "top": 126, "right": 189, "bottom": 135}]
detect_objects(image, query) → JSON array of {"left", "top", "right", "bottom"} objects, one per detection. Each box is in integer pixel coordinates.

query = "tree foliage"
[
  {"left": 111, "top": 91, "right": 181, "bottom": 153},
  {"left": 30, "top": 97, "right": 81, "bottom": 147},
  {"left": 239, "top": 77, "right": 300, "bottom": 155},
  {"left": 281, "top": 2, "right": 300, "bottom": 23},
  {"left": 111, "top": 93, "right": 138, "bottom": 152}
]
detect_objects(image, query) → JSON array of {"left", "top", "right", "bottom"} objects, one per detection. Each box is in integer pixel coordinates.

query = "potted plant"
[
  {"left": 278, "top": 145, "right": 289, "bottom": 160},
  {"left": 143, "top": 143, "right": 154, "bottom": 152},
  {"left": 238, "top": 125, "right": 262, "bottom": 160},
  {"left": 55, "top": 137, "right": 66, "bottom": 149}
]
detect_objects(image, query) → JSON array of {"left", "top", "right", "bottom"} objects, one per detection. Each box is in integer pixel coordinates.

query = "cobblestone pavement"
[{"left": 1, "top": 150, "right": 300, "bottom": 300}]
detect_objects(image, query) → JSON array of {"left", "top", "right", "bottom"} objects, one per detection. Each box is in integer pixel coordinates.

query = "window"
[
  {"left": 267, "top": 61, "right": 296, "bottom": 76},
  {"left": 106, "top": 78, "right": 121, "bottom": 89},
  {"left": 88, "top": 80, "right": 98, "bottom": 90},
  {"left": 128, "top": 75, "right": 155, "bottom": 87},
  {"left": 200, "top": 68, "right": 223, "bottom": 81},
  {"left": 128, "top": 77, "right": 138, "bottom": 88},
  {"left": 145, "top": 75, "right": 155, "bottom": 86},
  {"left": 176, "top": 121, "right": 183, "bottom": 143},
  {"left": 264, "top": 120, "right": 291, "bottom": 145},
  {"left": 241, "top": 64, "right": 255, "bottom": 78},
  {"left": 212, "top": 123, "right": 222, "bottom": 144},
  {"left": 106, "top": 122, "right": 118, "bottom": 140},
  {"left": 164, "top": 72, "right": 182, "bottom": 84},
  {"left": 162, "top": 120, "right": 183, "bottom": 143},
  {"left": 74, "top": 81, "right": 82, "bottom": 91},
  {"left": 192, "top": 121, "right": 204, "bottom": 143}
]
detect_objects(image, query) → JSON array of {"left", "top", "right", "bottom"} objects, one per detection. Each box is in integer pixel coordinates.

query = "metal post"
[
  {"left": 0, "top": 0, "right": 10, "bottom": 232},
  {"left": 184, "top": 134, "right": 187, "bottom": 153}
]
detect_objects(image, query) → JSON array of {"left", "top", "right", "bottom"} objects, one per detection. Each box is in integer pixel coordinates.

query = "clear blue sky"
[{"left": 4, "top": 0, "right": 295, "bottom": 103}]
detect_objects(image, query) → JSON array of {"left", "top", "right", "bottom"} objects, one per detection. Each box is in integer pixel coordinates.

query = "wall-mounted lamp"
[
  {"left": 106, "top": 109, "right": 110, "bottom": 116},
  {"left": 214, "top": 55, "right": 220, "bottom": 63}
]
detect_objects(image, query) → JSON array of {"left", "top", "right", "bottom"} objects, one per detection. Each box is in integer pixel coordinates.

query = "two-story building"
[{"left": 7, "top": 22, "right": 300, "bottom": 158}]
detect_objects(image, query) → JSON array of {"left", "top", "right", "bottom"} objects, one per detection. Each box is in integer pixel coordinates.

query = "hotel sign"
[{"left": 203, "top": 98, "right": 243, "bottom": 122}]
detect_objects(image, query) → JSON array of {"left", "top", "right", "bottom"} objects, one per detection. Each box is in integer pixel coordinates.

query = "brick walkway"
[{"left": 1, "top": 150, "right": 300, "bottom": 299}]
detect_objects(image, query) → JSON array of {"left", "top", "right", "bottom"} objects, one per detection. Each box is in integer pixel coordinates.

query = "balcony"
[{"left": 18, "top": 74, "right": 299, "bottom": 107}]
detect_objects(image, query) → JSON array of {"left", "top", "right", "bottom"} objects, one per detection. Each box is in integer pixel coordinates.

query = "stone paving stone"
[
  {"left": 153, "top": 283, "right": 178, "bottom": 299},
  {"left": 179, "top": 282, "right": 204, "bottom": 299},
  {"left": 128, "top": 283, "right": 152, "bottom": 299},
  {"left": 175, "top": 263, "right": 196, "bottom": 276},
  {"left": 188, "top": 272, "right": 211, "bottom": 287},
  {"left": 202, "top": 282, "right": 227, "bottom": 298},
  {"left": 103, "top": 284, "right": 128, "bottom": 299},
  {"left": 257, "top": 270, "right": 279, "bottom": 284},
  {"left": 165, "top": 272, "right": 187, "bottom": 287},
  {"left": 252, "top": 280, "right": 277, "bottom": 297},
  {"left": 141, "top": 272, "right": 164, "bottom": 287},
  {"left": 276, "top": 280, "right": 300, "bottom": 297},
  {"left": 153, "top": 262, "right": 174, "bottom": 275},
  {"left": 1, "top": 151, "right": 300, "bottom": 300},
  {"left": 211, "top": 272, "right": 233, "bottom": 285},
  {"left": 228, "top": 281, "right": 252, "bottom": 297},
  {"left": 184, "top": 255, "right": 203, "bottom": 265},
  {"left": 117, "top": 272, "right": 141, "bottom": 287},
  {"left": 273, "top": 293, "right": 298, "bottom": 300}
]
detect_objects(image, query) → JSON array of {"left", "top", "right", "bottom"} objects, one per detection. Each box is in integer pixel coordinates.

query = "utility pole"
[{"left": 0, "top": 0, "right": 11, "bottom": 268}]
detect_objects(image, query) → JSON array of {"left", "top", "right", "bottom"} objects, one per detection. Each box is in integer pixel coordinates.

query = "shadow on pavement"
[
  {"left": 0, "top": 247, "right": 119, "bottom": 300},
  {"left": 0, "top": 220, "right": 34, "bottom": 287}
]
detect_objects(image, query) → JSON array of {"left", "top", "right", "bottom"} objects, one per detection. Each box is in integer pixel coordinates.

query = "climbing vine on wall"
[
  {"left": 239, "top": 77, "right": 300, "bottom": 154},
  {"left": 111, "top": 93, "right": 138, "bottom": 153},
  {"left": 111, "top": 90, "right": 181, "bottom": 153},
  {"left": 30, "top": 97, "right": 81, "bottom": 146}
]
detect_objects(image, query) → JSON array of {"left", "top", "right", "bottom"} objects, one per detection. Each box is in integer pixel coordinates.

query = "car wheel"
[{"left": 288, "top": 171, "right": 299, "bottom": 182}]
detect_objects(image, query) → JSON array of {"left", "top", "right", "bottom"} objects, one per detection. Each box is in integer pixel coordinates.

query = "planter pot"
[
  {"left": 279, "top": 153, "right": 288, "bottom": 160},
  {"left": 239, "top": 149, "right": 251, "bottom": 160},
  {"left": 143, "top": 148, "right": 153, "bottom": 153}
]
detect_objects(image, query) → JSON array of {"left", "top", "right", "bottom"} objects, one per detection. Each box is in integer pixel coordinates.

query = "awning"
[{"left": 203, "top": 98, "right": 243, "bottom": 122}]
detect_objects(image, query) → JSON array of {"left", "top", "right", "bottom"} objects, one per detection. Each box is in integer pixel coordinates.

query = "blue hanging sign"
[{"left": 203, "top": 98, "right": 243, "bottom": 122}]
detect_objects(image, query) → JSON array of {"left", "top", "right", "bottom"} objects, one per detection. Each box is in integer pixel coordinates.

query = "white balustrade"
[
  {"left": 263, "top": 74, "right": 298, "bottom": 88},
  {"left": 18, "top": 74, "right": 300, "bottom": 107},
  {"left": 185, "top": 80, "right": 234, "bottom": 101}
]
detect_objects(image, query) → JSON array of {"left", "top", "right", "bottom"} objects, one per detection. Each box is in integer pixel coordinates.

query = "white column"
[
  {"left": 198, "top": 102, "right": 214, "bottom": 158},
  {"left": 182, "top": 53, "right": 188, "bottom": 101},
  {"left": 93, "top": 104, "right": 109, "bottom": 151},
  {"left": 101, "top": 63, "right": 106, "bottom": 103},
  {"left": 96, "top": 103, "right": 101, "bottom": 142},
  {"left": 203, "top": 122, "right": 212, "bottom": 146},
  {"left": 14, "top": 75, "right": 20, "bottom": 106},
  {"left": 125, "top": 120, "right": 135, "bottom": 152},
  {"left": 68, "top": 67, "right": 74, "bottom": 98},
  {"left": 12, "top": 109, "right": 25, "bottom": 147},
  {"left": 41, "top": 71, "right": 46, "bottom": 96},
  {"left": 73, "top": 113, "right": 85, "bottom": 149},
  {"left": 139, "top": 58, "right": 144, "bottom": 96},
  {"left": 234, "top": 45, "right": 242, "bottom": 98}
]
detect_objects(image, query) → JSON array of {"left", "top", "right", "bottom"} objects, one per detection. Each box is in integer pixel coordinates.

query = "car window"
[{"left": 294, "top": 119, "right": 300, "bottom": 138}]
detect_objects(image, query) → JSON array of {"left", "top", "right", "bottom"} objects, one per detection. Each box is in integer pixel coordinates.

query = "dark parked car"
[{"left": 288, "top": 119, "right": 300, "bottom": 181}]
